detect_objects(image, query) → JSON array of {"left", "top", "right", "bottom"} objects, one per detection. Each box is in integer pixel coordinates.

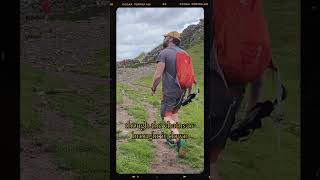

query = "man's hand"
[
  {"left": 187, "top": 86, "right": 192, "bottom": 96},
  {"left": 151, "top": 87, "right": 156, "bottom": 96}
]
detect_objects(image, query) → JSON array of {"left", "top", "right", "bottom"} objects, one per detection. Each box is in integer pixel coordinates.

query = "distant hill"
[{"left": 134, "top": 52, "right": 147, "bottom": 62}]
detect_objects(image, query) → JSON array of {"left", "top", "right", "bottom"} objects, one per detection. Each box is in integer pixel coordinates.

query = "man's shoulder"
[
  {"left": 179, "top": 48, "right": 188, "bottom": 54},
  {"left": 158, "top": 47, "right": 176, "bottom": 56},
  {"left": 160, "top": 47, "right": 176, "bottom": 53},
  {"left": 172, "top": 46, "right": 187, "bottom": 54}
]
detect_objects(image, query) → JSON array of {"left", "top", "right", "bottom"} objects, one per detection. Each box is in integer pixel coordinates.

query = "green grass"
[
  {"left": 116, "top": 82, "right": 154, "bottom": 173},
  {"left": 52, "top": 135, "right": 108, "bottom": 180},
  {"left": 117, "top": 139, "right": 154, "bottom": 174},
  {"left": 134, "top": 76, "right": 162, "bottom": 107},
  {"left": 116, "top": 83, "right": 124, "bottom": 105},
  {"left": 70, "top": 49, "right": 109, "bottom": 78},
  {"left": 20, "top": 63, "right": 41, "bottom": 134},
  {"left": 20, "top": 63, "right": 72, "bottom": 134},
  {"left": 84, "top": 84, "right": 110, "bottom": 126},
  {"left": 125, "top": 104, "right": 148, "bottom": 124},
  {"left": 118, "top": 83, "right": 141, "bottom": 102},
  {"left": 49, "top": 87, "right": 110, "bottom": 180},
  {"left": 117, "top": 83, "right": 149, "bottom": 124},
  {"left": 21, "top": 63, "right": 110, "bottom": 180},
  {"left": 47, "top": 83, "right": 110, "bottom": 179},
  {"left": 218, "top": 1, "right": 300, "bottom": 180}
]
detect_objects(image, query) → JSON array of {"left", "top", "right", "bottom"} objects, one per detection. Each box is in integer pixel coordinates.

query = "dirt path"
[
  {"left": 21, "top": 137, "right": 73, "bottom": 180},
  {"left": 117, "top": 66, "right": 202, "bottom": 174},
  {"left": 116, "top": 93, "right": 134, "bottom": 146}
]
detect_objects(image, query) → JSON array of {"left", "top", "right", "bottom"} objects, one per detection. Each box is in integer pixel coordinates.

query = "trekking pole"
[
  {"left": 195, "top": 84, "right": 199, "bottom": 112},
  {"left": 275, "top": 69, "right": 284, "bottom": 151}
]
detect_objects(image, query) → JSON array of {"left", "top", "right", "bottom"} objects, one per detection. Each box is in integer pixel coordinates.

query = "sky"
[{"left": 116, "top": 8, "right": 204, "bottom": 61}]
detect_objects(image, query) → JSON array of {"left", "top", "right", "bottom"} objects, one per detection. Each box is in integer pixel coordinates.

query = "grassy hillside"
[{"left": 21, "top": 48, "right": 110, "bottom": 180}]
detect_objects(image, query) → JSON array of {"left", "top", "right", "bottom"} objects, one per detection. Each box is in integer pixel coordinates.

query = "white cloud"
[{"left": 116, "top": 8, "right": 204, "bottom": 61}]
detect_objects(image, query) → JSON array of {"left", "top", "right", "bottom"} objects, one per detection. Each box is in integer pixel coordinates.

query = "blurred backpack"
[
  {"left": 211, "top": 0, "right": 287, "bottom": 143},
  {"left": 213, "top": 0, "right": 277, "bottom": 84}
]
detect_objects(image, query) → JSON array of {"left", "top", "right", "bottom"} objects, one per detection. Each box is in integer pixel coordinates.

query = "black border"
[
  {"left": 302, "top": 1, "right": 320, "bottom": 180},
  {"left": 110, "top": 1, "right": 210, "bottom": 179},
  {"left": 1, "top": 0, "right": 20, "bottom": 179},
  {"left": 8, "top": 0, "right": 320, "bottom": 179}
]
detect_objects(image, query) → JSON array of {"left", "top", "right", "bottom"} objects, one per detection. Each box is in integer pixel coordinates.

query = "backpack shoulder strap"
[
  {"left": 211, "top": 38, "right": 230, "bottom": 92},
  {"left": 163, "top": 47, "right": 179, "bottom": 83}
]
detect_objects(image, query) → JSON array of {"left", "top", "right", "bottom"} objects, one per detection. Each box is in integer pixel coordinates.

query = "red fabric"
[
  {"left": 41, "top": 0, "right": 50, "bottom": 14},
  {"left": 176, "top": 52, "right": 196, "bottom": 89},
  {"left": 213, "top": 0, "right": 275, "bottom": 84}
]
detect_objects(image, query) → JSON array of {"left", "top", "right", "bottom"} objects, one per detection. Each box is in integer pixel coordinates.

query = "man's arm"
[{"left": 151, "top": 62, "right": 165, "bottom": 95}]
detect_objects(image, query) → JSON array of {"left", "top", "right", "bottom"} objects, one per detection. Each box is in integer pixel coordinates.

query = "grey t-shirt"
[{"left": 156, "top": 45, "right": 186, "bottom": 99}]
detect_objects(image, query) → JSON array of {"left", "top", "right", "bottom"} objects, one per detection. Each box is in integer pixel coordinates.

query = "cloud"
[{"left": 116, "top": 8, "right": 204, "bottom": 61}]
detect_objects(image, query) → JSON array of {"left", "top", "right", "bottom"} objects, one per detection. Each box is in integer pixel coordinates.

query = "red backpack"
[
  {"left": 213, "top": 0, "right": 276, "bottom": 84},
  {"left": 175, "top": 51, "right": 196, "bottom": 89}
]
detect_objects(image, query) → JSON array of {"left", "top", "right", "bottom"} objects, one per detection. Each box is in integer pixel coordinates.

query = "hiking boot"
[
  {"left": 165, "top": 137, "right": 176, "bottom": 148},
  {"left": 177, "top": 139, "right": 187, "bottom": 158}
]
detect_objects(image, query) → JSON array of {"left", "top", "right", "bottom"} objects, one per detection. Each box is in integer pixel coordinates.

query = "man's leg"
[
  {"left": 172, "top": 110, "right": 179, "bottom": 123},
  {"left": 210, "top": 147, "right": 222, "bottom": 180},
  {"left": 164, "top": 112, "right": 179, "bottom": 142},
  {"left": 172, "top": 112, "right": 179, "bottom": 142},
  {"left": 161, "top": 99, "right": 187, "bottom": 158},
  {"left": 171, "top": 109, "right": 188, "bottom": 157}
]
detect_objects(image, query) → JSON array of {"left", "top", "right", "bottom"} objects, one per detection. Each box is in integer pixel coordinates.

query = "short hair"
[{"left": 172, "top": 37, "right": 181, "bottom": 46}]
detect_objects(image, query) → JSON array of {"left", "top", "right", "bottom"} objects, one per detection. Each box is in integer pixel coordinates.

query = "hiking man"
[
  {"left": 209, "top": 0, "right": 276, "bottom": 179},
  {"left": 151, "top": 31, "right": 195, "bottom": 157}
]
